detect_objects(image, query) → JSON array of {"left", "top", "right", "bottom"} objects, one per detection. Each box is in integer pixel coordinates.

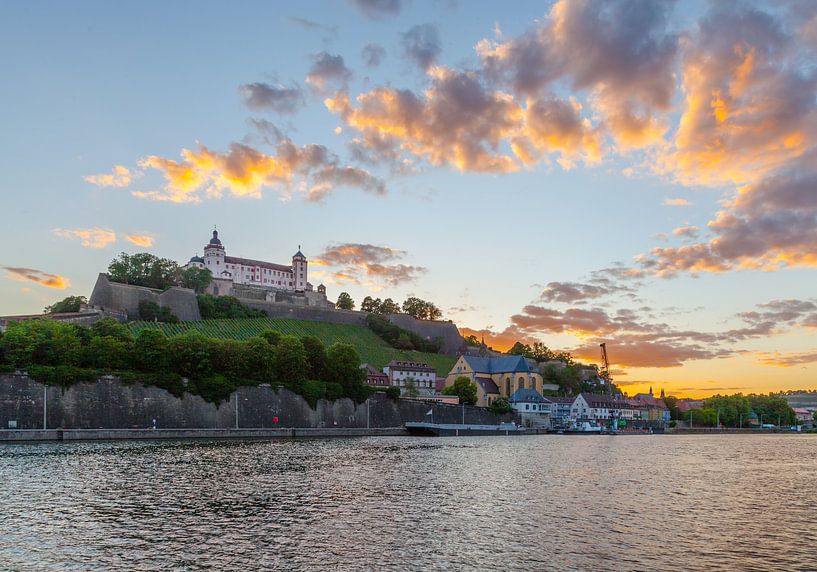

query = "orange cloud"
[
  {"left": 52, "top": 227, "right": 117, "bottom": 249},
  {"left": 136, "top": 140, "right": 384, "bottom": 204},
  {"left": 663, "top": 198, "right": 691, "bottom": 206},
  {"left": 124, "top": 233, "right": 155, "bottom": 247},
  {"left": 757, "top": 351, "right": 817, "bottom": 368},
  {"left": 3, "top": 267, "right": 69, "bottom": 289},
  {"left": 660, "top": 4, "right": 817, "bottom": 187},
  {"left": 84, "top": 165, "right": 137, "bottom": 188},
  {"left": 313, "top": 243, "right": 425, "bottom": 287}
]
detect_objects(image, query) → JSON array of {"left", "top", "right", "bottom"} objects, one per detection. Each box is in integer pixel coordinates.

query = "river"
[{"left": 1, "top": 434, "right": 815, "bottom": 571}]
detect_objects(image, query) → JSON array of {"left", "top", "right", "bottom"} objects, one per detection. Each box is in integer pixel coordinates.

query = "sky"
[{"left": 1, "top": 0, "right": 817, "bottom": 398}]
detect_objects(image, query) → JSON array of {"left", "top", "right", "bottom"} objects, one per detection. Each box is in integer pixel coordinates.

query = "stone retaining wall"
[{"left": 0, "top": 374, "right": 516, "bottom": 431}]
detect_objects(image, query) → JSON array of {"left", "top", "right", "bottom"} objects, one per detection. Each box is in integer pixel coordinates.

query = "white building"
[
  {"left": 382, "top": 361, "right": 436, "bottom": 396},
  {"left": 185, "top": 229, "right": 328, "bottom": 298}
]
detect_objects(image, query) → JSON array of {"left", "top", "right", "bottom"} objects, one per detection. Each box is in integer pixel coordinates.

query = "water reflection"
[{"left": 1, "top": 435, "right": 815, "bottom": 570}]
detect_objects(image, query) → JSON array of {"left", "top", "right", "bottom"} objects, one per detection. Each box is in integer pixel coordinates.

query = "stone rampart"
[
  {"left": 0, "top": 374, "right": 515, "bottom": 431},
  {"left": 88, "top": 274, "right": 201, "bottom": 321}
]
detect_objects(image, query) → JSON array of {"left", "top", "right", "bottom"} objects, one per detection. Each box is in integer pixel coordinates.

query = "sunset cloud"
[
  {"left": 477, "top": 0, "right": 677, "bottom": 149},
  {"left": 639, "top": 154, "right": 817, "bottom": 275},
  {"left": 661, "top": 3, "right": 817, "bottom": 187},
  {"left": 663, "top": 198, "right": 690, "bottom": 206},
  {"left": 124, "top": 233, "right": 155, "bottom": 247},
  {"left": 313, "top": 243, "right": 425, "bottom": 286},
  {"left": 361, "top": 43, "right": 386, "bottom": 68},
  {"left": 306, "top": 52, "right": 352, "bottom": 92},
  {"left": 672, "top": 225, "right": 700, "bottom": 239},
  {"left": 539, "top": 280, "right": 631, "bottom": 304},
  {"left": 757, "top": 351, "right": 817, "bottom": 368},
  {"left": 401, "top": 24, "right": 441, "bottom": 71},
  {"left": 238, "top": 82, "right": 304, "bottom": 114},
  {"left": 84, "top": 165, "right": 137, "bottom": 188},
  {"left": 53, "top": 227, "right": 117, "bottom": 249},
  {"left": 3, "top": 267, "right": 69, "bottom": 289},
  {"left": 327, "top": 67, "right": 522, "bottom": 173},
  {"left": 136, "top": 139, "right": 384, "bottom": 203}
]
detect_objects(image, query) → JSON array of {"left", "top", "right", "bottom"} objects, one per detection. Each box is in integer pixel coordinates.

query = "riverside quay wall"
[{"left": 0, "top": 374, "right": 515, "bottom": 432}]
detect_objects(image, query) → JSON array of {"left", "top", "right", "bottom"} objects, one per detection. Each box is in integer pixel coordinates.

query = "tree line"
[
  {"left": 663, "top": 393, "right": 797, "bottom": 427},
  {"left": 0, "top": 318, "right": 370, "bottom": 406},
  {"left": 337, "top": 293, "right": 443, "bottom": 321}
]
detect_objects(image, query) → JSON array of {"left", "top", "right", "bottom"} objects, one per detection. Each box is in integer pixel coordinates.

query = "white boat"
[{"left": 562, "top": 420, "right": 604, "bottom": 434}]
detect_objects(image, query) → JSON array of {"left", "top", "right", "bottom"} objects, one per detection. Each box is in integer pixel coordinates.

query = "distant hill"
[
  {"left": 782, "top": 393, "right": 817, "bottom": 408},
  {"left": 126, "top": 318, "right": 457, "bottom": 376}
]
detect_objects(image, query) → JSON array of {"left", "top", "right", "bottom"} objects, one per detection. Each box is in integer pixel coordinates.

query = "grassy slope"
[{"left": 126, "top": 318, "right": 457, "bottom": 376}]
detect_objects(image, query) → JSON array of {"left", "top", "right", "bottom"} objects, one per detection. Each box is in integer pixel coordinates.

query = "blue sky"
[{"left": 2, "top": 0, "right": 817, "bottom": 396}]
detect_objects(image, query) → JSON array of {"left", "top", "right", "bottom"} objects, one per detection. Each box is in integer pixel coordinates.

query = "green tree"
[
  {"left": 91, "top": 318, "right": 133, "bottom": 342},
  {"left": 301, "top": 335, "right": 327, "bottom": 380},
  {"left": 44, "top": 295, "right": 87, "bottom": 314},
  {"left": 88, "top": 336, "right": 130, "bottom": 369},
  {"left": 705, "top": 394, "right": 751, "bottom": 427},
  {"left": 273, "top": 336, "right": 308, "bottom": 388},
  {"left": 442, "top": 376, "right": 478, "bottom": 405},
  {"left": 243, "top": 337, "right": 275, "bottom": 382},
  {"left": 325, "top": 343, "right": 366, "bottom": 392},
  {"left": 132, "top": 329, "right": 170, "bottom": 372},
  {"left": 747, "top": 394, "right": 795, "bottom": 425},
  {"left": 107, "top": 252, "right": 180, "bottom": 290},
  {"left": 137, "top": 300, "right": 178, "bottom": 323},
  {"left": 179, "top": 267, "right": 213, "bottom": 294},
  {"left": 379, "top": 298, "right": 400, "bottom": 314},
  {"left": 360, "top": 296, "right": 381, "bottom": 313},
  {"left": 508, "top": 341, "right": 532, "bottom": 357},
  {"left": 404, "top": 378, "right": 419, "bottom": 398},
  {"left": 259, "top": 329, "right": 281, "bottom": 346},
  {"left": 336, "top": 292, "right": 355, "bottom": 310},
  {"left": 530, "top": 342, "right": 556, "bottom": 362},
  {"left": 463, "top": 334, "right": 480, "bottom": 346},
  {"left": 0, "top": 320, "right": 84, "bottom": 368},
  {"left": 208, "top": 339, "right": 247, "bottom": 378},
  {"left": 401, "top": 297, "right": 442, "bottom": 320},
  {"left": 301, "top": 379, "right": 326, "bottom": 407},
  {"left": 394, "top": 332, "right": 414, "bottom": 350},
  {"left": 168, "top": 331, "right": 211, "bottom": 378},
  {"left": 489, "top": 396, "right": 511, "bottom": 414}
]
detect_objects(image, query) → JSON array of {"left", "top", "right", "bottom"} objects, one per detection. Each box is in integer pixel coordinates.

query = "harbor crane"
[{"left": 599, "top": 342, "right": 611, "bottom": 387}]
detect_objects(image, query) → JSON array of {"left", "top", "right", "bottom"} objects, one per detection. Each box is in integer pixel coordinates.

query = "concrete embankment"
[{"left": 0, "top": 427, "right": 408, "bottom": 442}]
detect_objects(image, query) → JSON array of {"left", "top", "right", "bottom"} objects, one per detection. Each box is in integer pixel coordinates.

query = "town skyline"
[{"left": 2, "top": 0, "right": 817, "bottom": 398}]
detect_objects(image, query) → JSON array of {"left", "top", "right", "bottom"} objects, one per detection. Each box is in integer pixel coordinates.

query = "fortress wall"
[
  {"left": 0, "top": 375, "right": 515, "bottom": 430},
  {"left": 384, "top": 314, "right": 464, "bottom": 354},
  {"left": 88, "top": 274, "right": 201, "bottom": 321}
]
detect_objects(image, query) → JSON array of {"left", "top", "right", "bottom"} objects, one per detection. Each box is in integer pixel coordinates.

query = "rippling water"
[{"left": 1, "top": 434, "right": 816, "bottom": 571}]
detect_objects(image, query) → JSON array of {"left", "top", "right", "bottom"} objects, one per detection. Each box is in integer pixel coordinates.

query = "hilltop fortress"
[
  {"left": 183, "top": 230, "right": 333, "bottom": 308},
  {"left": 86, "top": 229, "right": 465, "bottom": 354}
]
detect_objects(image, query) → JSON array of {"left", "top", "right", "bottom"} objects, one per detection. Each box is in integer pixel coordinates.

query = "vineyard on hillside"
[{"left": 126, "top": 318, "right": 457, "bottom": 375}]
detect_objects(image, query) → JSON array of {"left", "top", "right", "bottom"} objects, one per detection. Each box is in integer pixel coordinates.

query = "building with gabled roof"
[{"left": 444, "top": 354, "right": 559, "bottom": 407}]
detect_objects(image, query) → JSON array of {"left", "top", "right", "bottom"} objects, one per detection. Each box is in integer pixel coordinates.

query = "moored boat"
[{"left": 405, "top": 421, "right": 528, "bottom": 437}]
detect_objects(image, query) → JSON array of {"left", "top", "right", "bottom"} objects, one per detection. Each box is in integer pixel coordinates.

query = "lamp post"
[
  {"left": 43, "top": 384, "right": 47, "bottom": 430},
  {"left": 235, "top": 389, "right": 239, "bottom": 430}
]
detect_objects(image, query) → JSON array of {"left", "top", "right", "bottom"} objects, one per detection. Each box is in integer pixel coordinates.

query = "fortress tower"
[{"left": 292, "top": 247, "right": 307, "bottom": 292}]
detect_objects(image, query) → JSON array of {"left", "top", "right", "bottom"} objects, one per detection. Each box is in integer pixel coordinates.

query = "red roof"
[{"left": 225, "top": 256, "right": 293, "bottom": 273}]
